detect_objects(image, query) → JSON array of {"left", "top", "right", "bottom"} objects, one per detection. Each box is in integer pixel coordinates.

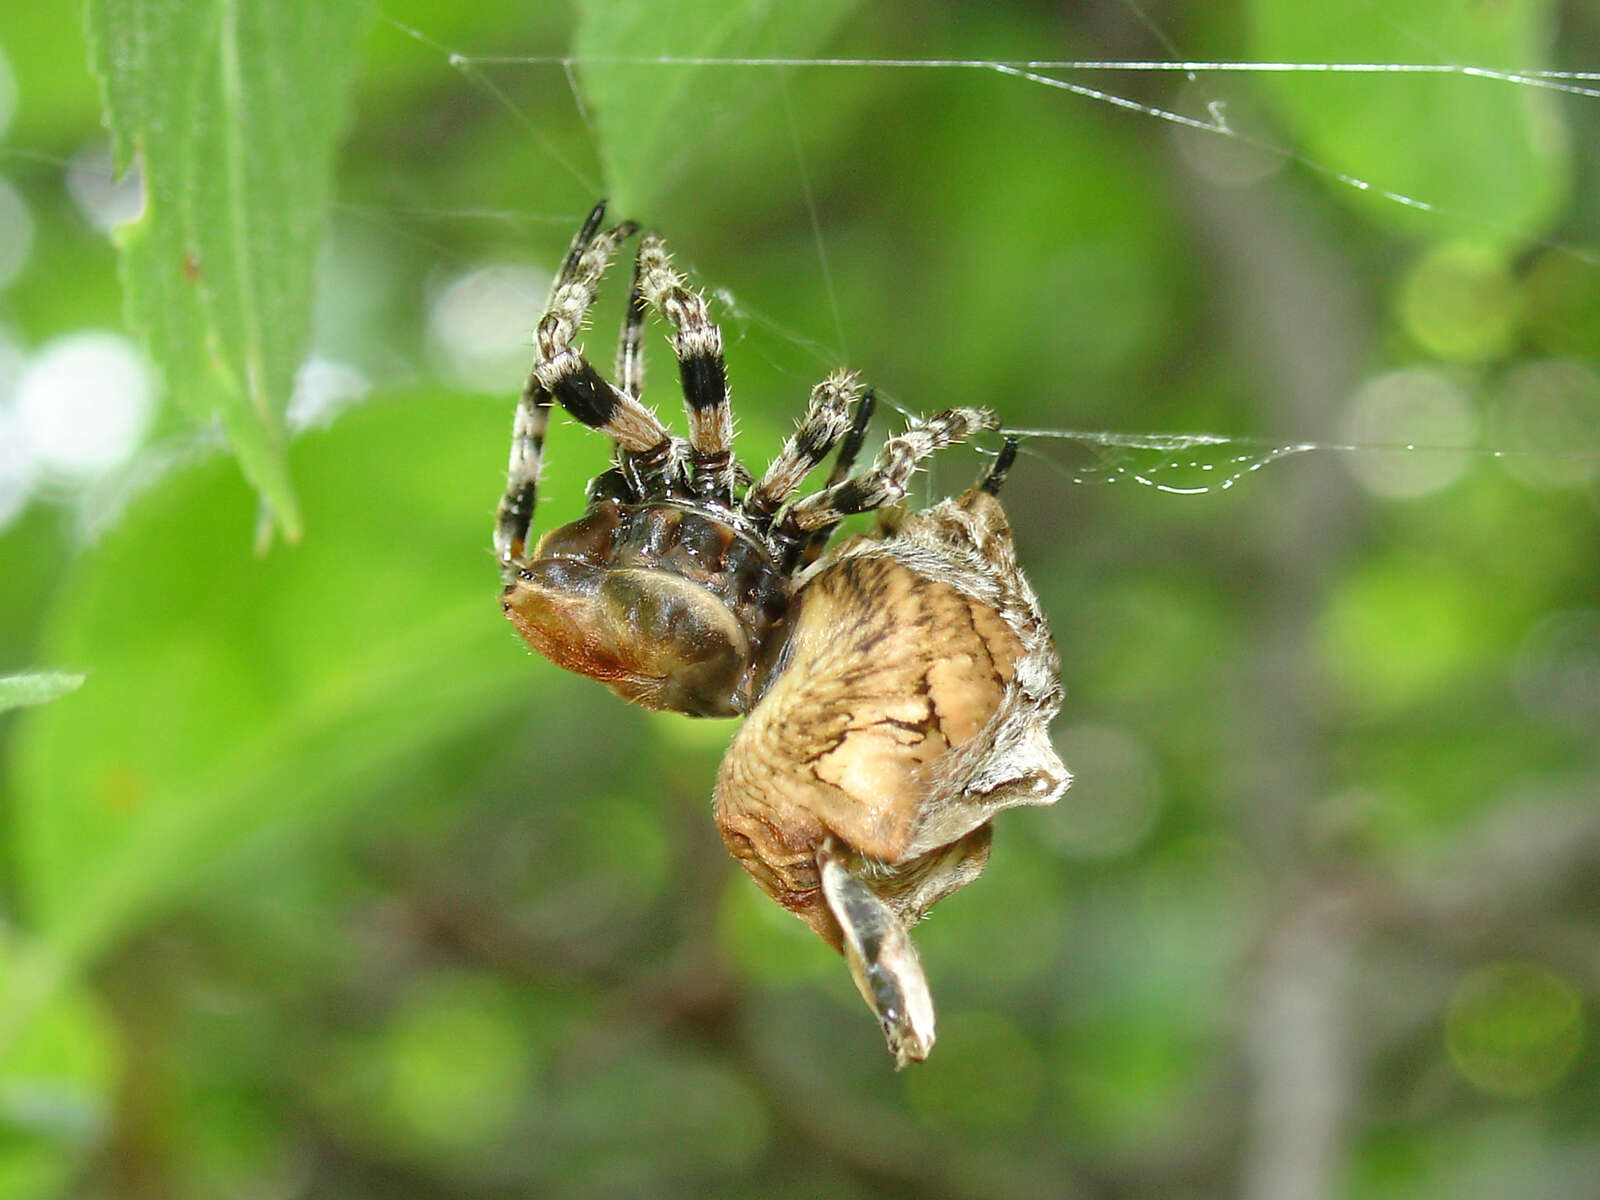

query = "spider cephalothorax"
[{"left": 496, "top": 203, "right": 1069, "bottom": 1066}]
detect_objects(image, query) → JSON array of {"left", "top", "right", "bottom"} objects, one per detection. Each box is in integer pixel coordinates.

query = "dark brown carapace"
[
  {"left": 502, "top": 499, "right": 790, "bottom": 717},
  {"left": 495, "top": 204, "right": 1069, "bottom": 1066}
]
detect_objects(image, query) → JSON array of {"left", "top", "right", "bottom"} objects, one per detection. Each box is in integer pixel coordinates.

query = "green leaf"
[
  {"left": 85, "top": 0, "right": 375, "bottom": 540},
  {"left": 1247, "top": 0, "right": 1568, "bottom": 241},
  {"left": 0, "top": 674, "right": 84, "bottom": 714},
  {"left": 574, "top": 0, "right": 859, "bottom": 212},
  {"left": 0, "top": 935, "right": 118, "bottom": 1200},
  {"left": 7, "top": 392, "right": 531, "bottom": 983}
]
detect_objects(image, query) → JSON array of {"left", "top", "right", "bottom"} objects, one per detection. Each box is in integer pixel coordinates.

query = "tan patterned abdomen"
[{"left": 714, "top": 551, "right": 1023, "bottom": 942}]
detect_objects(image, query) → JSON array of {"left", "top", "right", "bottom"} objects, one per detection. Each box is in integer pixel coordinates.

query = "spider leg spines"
[
  {"left": 537, "top": 219, "right": 639, "bottom": 361},
  {"left": 529, "top": 215, "right": 678, "bottom": 468},
  {"left": 782, "top": 406, "right": 998, "bottom": 534},
  {"left": 615, "top": 261, "right": 648, "bottom": 399},
  {"left": 533, "top": 350, "right": 675, "bottom": 460},
  {"left": 746, "top": 369, "right": 862, "bottom": 518},
  {"left": 499, "top": 210, "right": 683, "bottom": 564},
  {"left": 633, "top": 234, "right": 736, "bottom": 498},
  {"left": 791, "top": 386, "right": 879, "bottom": 568},
  {"left": 826, "top": 386, "right": 877, "bottom": 486},
  {"left": 561, "top": 200, "right": 610, "bottom": 277},
  {"left": 495, "top": 384, "right": 553, "bottom": 571}
]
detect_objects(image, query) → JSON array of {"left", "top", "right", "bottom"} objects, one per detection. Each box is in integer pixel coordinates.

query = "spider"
[{"left": 495, "top": 203, "right": 1069, "bottom": 1066}]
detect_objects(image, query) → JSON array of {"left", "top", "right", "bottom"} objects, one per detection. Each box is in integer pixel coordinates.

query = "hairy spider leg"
[
  {"left": 615, "top": 253, "right": 648, "bottom": 400},
  {"left": 494, "top": 382, "right": 554, "bottom": 570},
  {"left": 779, "top": 407, "right": 999, "bottom": 536},
  {"left": 533, "top": 213, "right": 677, "bottom": 462},
  {"left": 744, "top": 369, "right": 863, "bottom": 520},
  {"left": 823, "top": 387, "right": 878, "bottom": 488},
  {"left": 793, "top": 387, "right": 878, "bottom": 569},
  {"left": 603, "top": 248, "right": 657, "bottom": 498},
  {"left": 558, "top": 200, "right": 607, "bottom": 279},
  {"left": 496, "top": 203, "right": 682, "bottom": 571},
  {"left": 634, "top": 234, "right": 736, "bottom": 501}
]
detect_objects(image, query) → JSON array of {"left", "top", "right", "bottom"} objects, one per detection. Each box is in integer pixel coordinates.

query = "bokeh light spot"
[
  {"left": 1446, "top": 962, "right": 1582, "bottom": 1098},
  {"left": 1340, "top": 369, "right": 1476, "bottom": 498},
  {"left": 0, "top": 412, "right": 35, "bottom": 530},
  {"left": 1172, "top": 78, "right": 1287, "bottom": 188},
  {"left": 1398, "top": 242, "right": 1521, "bottom": 362},
  {"left": 1491, "top": 359, "right": 1600, "bottom": 489},
  {"left": 15, "top": 332, "right": 154, "bottom": 477},
  {"left": 1056, "top": 1016, "right": 1201, "bottom": 1153},
  {"left": 427, "top": 263, "right": 548, "bottom": 390}
]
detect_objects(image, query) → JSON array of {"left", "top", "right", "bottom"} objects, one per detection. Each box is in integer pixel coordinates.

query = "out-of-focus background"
[{"left": 2, "top": 0, "right": 1598, "bottom": 1196}]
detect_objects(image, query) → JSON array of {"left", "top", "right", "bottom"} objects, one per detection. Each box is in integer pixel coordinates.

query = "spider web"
[{"left": 366, "top": 5, "right": 1600, "bottom": 502}]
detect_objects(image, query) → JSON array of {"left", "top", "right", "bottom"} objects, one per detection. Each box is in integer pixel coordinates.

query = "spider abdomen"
[
  {"left": 714, "top": 488, "right": 1068, "bottom": 943},
  {"left": 501, "top": 499, "right": 790, "bottom": 716}
]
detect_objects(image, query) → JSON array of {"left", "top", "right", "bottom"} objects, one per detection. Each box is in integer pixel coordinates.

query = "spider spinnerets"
[{"left": 495, "top": 202, "right": 1069, "bottom": 1066}]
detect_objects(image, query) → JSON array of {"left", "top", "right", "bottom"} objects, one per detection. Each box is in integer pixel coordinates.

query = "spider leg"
[
  {"left": 780, "top": 406, "right": 998, "bottom": 536},
  {"left": 817, "top": 838, "right": 936, "bottom": 1069},
  {"left": 824, "top": 387, "right": 878, "bottom": 487},
  {"left": 615, "top": 250, "right": 648, "bottom": 400},
  {"left": 980, "top": 436, "right": 1020, "bottom": 496},
  {"left": 602, "top": 245, "right": 658, "bottom": 493},
  {"left": 532, "top": 209, "right": 676, "bottom": 462},
  {"left": 634, "top": 234, "right": 735, "bottom": 500},
  {"left": 794, "top": 387, "right": 877, "bottom": 568},
  {"left": 494, "top": 382, "right": 554, "bottom": 570},
  {"left": 497, "top": 203, "right": 679, "bottom": 571},
  {"left": 744, "top": 369, "right": 863, "bottom": 520}
]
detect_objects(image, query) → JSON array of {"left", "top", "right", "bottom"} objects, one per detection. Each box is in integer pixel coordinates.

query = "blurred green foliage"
[
  {"left": 86, "top": 0, "right": 374, "bottom": 540},
  {"left": 2, "top": 0, "right": 1598, "bottom": 1197}
]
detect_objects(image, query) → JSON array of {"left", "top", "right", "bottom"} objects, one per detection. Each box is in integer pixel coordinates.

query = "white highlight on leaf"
[{"left": 66, "top": 141, "right": 145, "bottom": 233}]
